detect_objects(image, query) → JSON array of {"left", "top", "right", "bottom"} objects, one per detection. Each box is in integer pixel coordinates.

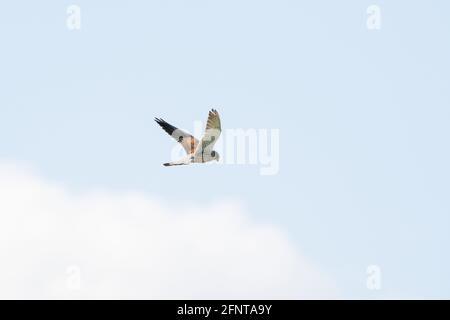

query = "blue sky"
[{"left": 1, "top": 1, "right": 449, "bottom": 298}]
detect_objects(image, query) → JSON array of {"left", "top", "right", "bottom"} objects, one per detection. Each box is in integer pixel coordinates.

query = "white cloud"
[{"left": 0, "top": 161, "right": 337, "bottom": 299}]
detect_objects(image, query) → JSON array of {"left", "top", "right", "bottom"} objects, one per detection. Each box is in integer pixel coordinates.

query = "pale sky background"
[{"left": 0, "top": 1, "right": 449, "bottom": 299}]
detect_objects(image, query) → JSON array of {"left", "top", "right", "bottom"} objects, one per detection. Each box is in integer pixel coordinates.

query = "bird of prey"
[{"left": 155, "top": 109, "right": 222, "bottom": 167}]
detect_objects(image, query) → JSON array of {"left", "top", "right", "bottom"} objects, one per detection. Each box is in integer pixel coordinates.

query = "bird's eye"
[{"left": 211, "top": 151, "right": 216, "bottom": 157}]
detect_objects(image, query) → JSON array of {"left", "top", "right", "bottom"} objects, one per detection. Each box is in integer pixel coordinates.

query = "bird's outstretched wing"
[
  {"left": 155, "top": 118, "right": 199, "bottom": 155},
  {"left": 194, "top": 109, "right": 222, "bottom": 157}
]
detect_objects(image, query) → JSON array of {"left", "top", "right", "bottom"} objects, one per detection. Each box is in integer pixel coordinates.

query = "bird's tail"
[
  {"left": 163, "top": 162, "right": 186, "bottom": 167},
  {"left": 163, "top": 158, "right": 191, "bottom": 167}
]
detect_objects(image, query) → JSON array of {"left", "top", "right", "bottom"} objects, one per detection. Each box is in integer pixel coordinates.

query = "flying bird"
[{"left": 155, "top": 109, "right": 222, "bottom": 167}]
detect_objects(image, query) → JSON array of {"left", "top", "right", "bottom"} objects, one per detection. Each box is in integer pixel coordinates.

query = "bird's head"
[{"left": 211, "top": 150, "right": 220, "bottom": 162}]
